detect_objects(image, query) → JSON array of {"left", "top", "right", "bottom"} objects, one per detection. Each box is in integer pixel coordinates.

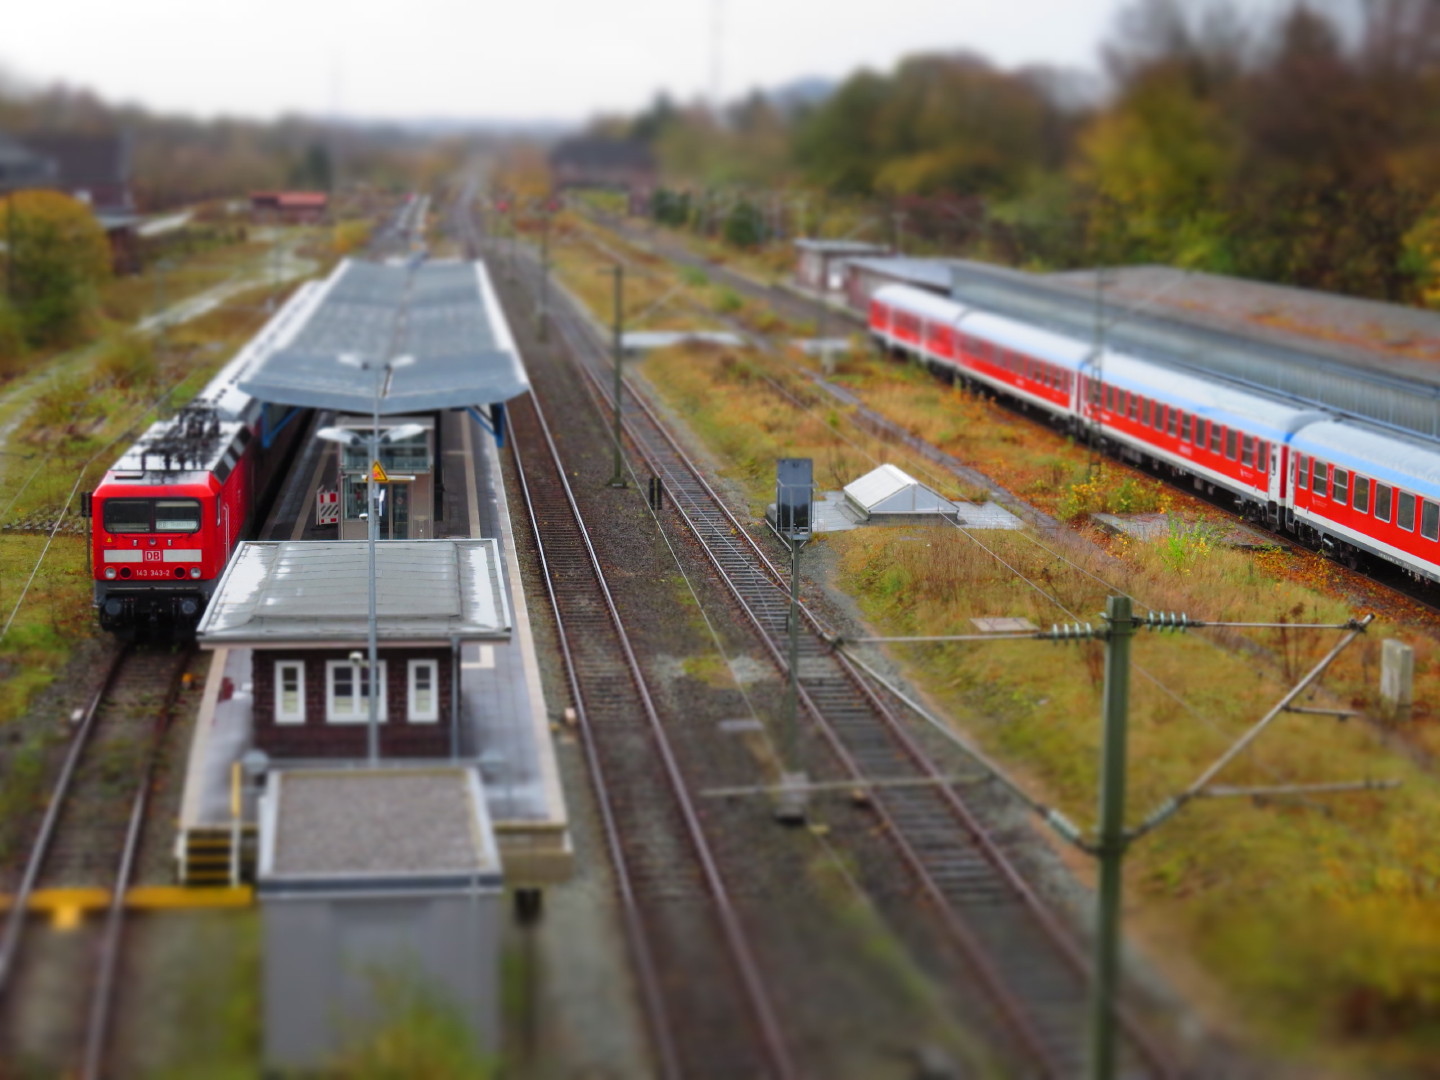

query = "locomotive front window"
[
  {"left": 155, "top": 499, "right": 201, "bottom": 533},
  {"left": 103, "top": 498, "right": 153, "bottom": 534},
  {"left": 1399, "top": 491, "right": 1415, "bottom": 531}
]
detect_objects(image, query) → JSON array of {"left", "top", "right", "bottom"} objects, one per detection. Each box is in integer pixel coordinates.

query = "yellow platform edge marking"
[{"left": 0, "top": 885, "right": 253, "bottom": 914}]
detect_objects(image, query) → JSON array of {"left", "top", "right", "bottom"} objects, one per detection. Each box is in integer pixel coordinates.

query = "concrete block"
[{"left": 1380, "top": 638, "right": 1414, "bottom": 720}]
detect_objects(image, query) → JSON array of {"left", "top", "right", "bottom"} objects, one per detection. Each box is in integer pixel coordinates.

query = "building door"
[{"left": 374, "top": 482, "right": 411, "bottom": 540}]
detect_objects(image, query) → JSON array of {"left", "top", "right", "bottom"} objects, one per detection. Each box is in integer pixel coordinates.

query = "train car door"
[{"left": 1268, "top": 443, "right": 1285, "bottom": 526}]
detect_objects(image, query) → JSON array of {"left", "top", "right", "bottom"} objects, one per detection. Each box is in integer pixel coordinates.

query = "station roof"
[
  {"left": 238, "top": 259, "right": 528, "bottom": 414},
  {"left": 197, "top": 539, "right": 512, "bottom": 645}
]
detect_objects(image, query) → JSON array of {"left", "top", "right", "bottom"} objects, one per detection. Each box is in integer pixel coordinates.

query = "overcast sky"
[{"left": 3, "top": 0, "right": 1137, "bottom": 123}]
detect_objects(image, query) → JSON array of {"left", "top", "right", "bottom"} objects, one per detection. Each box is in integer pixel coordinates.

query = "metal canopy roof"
[
  {"left": 197, "top": 539, "right": 512, "bottom": 644},
  {"left": 238, "top": 259, "right": 529, "bottom": 414}
]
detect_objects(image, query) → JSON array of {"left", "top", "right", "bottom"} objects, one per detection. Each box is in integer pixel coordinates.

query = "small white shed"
[{"left": 843, "top": 464, "right": 957, "bottom": 521}]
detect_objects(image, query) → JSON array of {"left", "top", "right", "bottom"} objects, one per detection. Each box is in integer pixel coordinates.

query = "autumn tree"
[{"left": 1, "top": 189, "right": 110, "bottom": 352}]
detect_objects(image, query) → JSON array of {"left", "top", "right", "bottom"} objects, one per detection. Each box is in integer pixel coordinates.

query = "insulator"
[{"left": 1146, "top": 611, "right": 1191, "bottom": 632}]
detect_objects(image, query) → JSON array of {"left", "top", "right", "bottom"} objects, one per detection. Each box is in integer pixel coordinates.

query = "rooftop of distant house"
[{"left": 549, "top": 136, "right": 655, "bottom": 171}]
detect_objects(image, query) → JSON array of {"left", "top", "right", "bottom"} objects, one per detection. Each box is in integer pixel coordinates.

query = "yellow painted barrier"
[{"left": 0, "top": 885, "right": 254, "bottom": 918}]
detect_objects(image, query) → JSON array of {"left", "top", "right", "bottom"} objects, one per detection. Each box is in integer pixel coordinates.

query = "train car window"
[
  {"left": 1422, "top": 500, "right": 1438, "bottom": 541},
  {"left": 1333, "top": 469, "right": 1349, "bottom": 504},
  {"left": 1258, "top": 441, "right": 1269, "bottom": 474},
  {"left": 1296, "top": 455, "right": 1307, "bottom": 489},
  {"left": 1225, "top": 429, "right": 1238, "bottom": 460},
  {"left": 1193, "top": 419, "right": 1206, "bottom": 447},
  {"left": 1353, "top": 476, "right": 1370, "bottom": 513},
  {"left": 1209, "top": 424, "right": 1221, "bottom": 453},
  {"left": 1127, "top": 393, "right": 1138, "bottom": 420},
  {"left": 1153, "top": 403, "right": 1164, "bottom": 431},
  {"left": 1375, "top": 483, "right": 1392, "bottom": 523},
  {"left": 1242, "top": 436, "right": 1255, "bottom": 467},
  {"left": 275, "top": 661, "right": 306, "bottom": 724},
  {"left": 1166, "top": 408, "right": 1178, "bottom": 436},
  {"left": 103, "top": 498, "right": 153, "bottom": 534},
  {"left": 1179, "top": 414, "right": 1190, "bottom": 441},
  {"left": 1399, "top": 491, "right": 1415, "bottom": 531},
  {"left": 1313, "top": 461, "right": 1328, "bottom": 498},
  {"left": 155, "top": 499, "right": 202, "bottom": 533}
]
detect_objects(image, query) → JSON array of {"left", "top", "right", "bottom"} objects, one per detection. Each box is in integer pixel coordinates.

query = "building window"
[
  {"left": 275, "top": 661, "right": 305, "bottom": 725},
  {"left": 1374, "top": 483, "right": 1392, "bottom": 523},
  {"left": 1398, "top": 491, "right": 1415, "bottom": 531},
  {"left": 409, "top": 660, "right": 439, "bottom": 723},
  {"left": 1333, "top": 469, "right": 1349, "bottom": 504},
  {"left": 1313, "top": 461, "right": 1328, "bottom": 498},
  {"left": 326, "top": 659, "right": 387, "bottom": 723}
]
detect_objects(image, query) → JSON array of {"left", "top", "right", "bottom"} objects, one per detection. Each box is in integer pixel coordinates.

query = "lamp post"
[
  {"left": 321, "top": 353, "right": 417, "bottom": 764},
  {"left": 605, "top": 264, "right": 627, "bottom": 487}
]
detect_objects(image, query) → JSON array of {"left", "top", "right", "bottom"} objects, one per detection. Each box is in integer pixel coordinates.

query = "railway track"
[
  {"left": 0, "top": 642, "right": 194, "bottom": 1079},
  {"left": 507, "top": 383, "right": 796, "bottom": 1079},
  {"left": 509, "top": 238, "right": 1176, "bottom": 1077}
]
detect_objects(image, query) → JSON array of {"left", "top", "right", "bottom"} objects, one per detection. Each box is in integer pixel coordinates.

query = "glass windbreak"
[
  {"left": 103, "top": 497, "right": 201, "bottom": 534},
  {"left": 338, "top": 426, "right": 430, "bottom": 473}
]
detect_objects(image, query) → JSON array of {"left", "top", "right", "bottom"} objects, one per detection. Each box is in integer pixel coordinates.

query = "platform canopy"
[
  {"left": 238, "top": 259, "right": 528, "bottom": 414},
  {"left": 197, "top": 539, "right": 512, "bottom": 645}
]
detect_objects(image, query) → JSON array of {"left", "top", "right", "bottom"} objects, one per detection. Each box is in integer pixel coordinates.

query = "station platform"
[{"left": 176, "top": 406, "right": 570, "bottom": 887}]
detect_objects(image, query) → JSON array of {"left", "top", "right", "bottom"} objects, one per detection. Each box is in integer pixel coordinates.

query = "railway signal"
[{"left": 775, "top": 458, "right": 813, "bottom": 824}]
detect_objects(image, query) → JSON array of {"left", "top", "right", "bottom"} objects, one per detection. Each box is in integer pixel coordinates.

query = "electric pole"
[{"left": 607, "top": 264, "right": 627, "bottom": 488}]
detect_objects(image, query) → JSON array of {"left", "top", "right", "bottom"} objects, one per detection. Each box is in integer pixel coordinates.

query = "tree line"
[{"left": 621, "top": 0, "right": 1440, "bottom": 306}]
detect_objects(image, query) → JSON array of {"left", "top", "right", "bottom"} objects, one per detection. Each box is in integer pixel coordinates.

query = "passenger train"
[
  {"left": 869, "top": 283, "right": 1440, "bottom": 584},
  {"left": 82, "top": 283, "right": 325, "bottom": 632}
]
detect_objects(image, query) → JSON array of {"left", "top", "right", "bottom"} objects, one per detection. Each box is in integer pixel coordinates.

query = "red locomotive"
[{"left": 84, "top": 288, "right": 317, "bottom": 633}]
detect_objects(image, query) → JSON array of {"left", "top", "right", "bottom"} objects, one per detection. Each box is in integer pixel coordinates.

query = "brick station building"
[{"left": 198, "top": 539, "right": 511, "bottom": 759}]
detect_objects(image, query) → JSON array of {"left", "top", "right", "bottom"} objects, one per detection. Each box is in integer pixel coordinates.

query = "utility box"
[
  {"left": 1380, "top": 638, "right": 1414, "bottom": 720},
  {"left": 258, "top": 767, "right": 504, "bottom": 1069}
]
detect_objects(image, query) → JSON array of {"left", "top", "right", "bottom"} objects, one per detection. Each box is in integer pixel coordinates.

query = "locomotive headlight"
[
  {"left": 190, "top": 567, "right": 202, "bottom": 579},
  {"left": 104, "top": 567, "right": 117, "bottom": 580}
]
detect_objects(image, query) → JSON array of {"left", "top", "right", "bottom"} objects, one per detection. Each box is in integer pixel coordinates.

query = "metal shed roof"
[
  {"left": 844, "top": 464, "right": 953, "bottom": 515},
  {"left": 238, "top": 259, "right": 528, "bottom": 414},
  {"left": 197, "top": 539, "right": 511, "bottom": 644}
]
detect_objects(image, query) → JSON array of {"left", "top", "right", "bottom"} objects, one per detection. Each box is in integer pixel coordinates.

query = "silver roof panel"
[{"left": 238, "top": 260, "right": 529, "bottom": 414}]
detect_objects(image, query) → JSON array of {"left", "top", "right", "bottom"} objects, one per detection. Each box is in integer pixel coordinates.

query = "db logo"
[{"left": 144, "top": 550, "right": 162, "bottom": 563}]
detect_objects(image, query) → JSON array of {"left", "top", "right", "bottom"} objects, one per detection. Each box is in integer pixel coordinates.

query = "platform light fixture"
[{"left": 313, "top": 351, "right": 416, "bottom": 764}]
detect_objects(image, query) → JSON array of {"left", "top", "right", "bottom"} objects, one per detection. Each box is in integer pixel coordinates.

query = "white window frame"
[
  {"left": 275, "top": 660, "right": 306, "bottom": 725},
  {"left": 408, "top": 659, "right": 440, "bottom": 723},
  {"left": 326, "top": 659, "right": 387, "bottom": 724}
]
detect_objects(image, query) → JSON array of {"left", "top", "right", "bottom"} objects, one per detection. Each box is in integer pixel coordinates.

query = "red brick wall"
[{"left": 251, "top": 647, "right": 454, "bottom": 758}]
